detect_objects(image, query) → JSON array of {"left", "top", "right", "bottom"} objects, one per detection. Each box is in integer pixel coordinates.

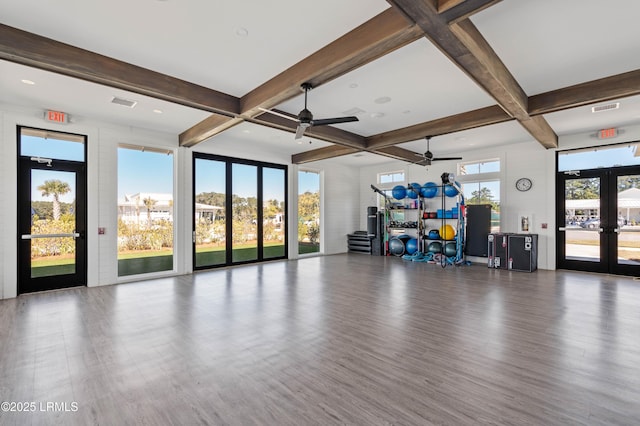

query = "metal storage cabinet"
[{"left": 508, "top": 234, "right": 538, "bottom": 272}]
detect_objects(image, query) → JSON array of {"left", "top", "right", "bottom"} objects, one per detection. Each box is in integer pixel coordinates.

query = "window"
[
  {"left": 193, "top": 153, "right": 287, "bottom": 268},
  {"left": 376, "top": 170, "right": 406, "bottom": 210},
  {"left": 378, "top": 170, "right": 405, "bottom": 185},
  {"left": 117, "top": 145, "right": 174, "bottom": 276},
  {"left": 458, "top": 159, "right": 501, "bottom": 232},
  {"left": 558, "top": 142, "right": 640, "bottom": 171},
  {"left": 298, "top": 170, "right": 320, "bottom": 255}
]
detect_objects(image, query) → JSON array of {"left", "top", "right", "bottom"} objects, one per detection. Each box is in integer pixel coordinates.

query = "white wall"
[
  {"left": 359, "top": 122, "right": 640, "bottom": 271},
  {"left": 359, "top": 140, "right": 553, "bottom": 269},
  {"left": 0, "top": 102, "right": 360, "bottom": 299}
]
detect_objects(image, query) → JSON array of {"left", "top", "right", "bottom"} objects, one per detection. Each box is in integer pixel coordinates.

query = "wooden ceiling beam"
[
  {"left": 367, "top": 105, "right": 511, "bottom": 149},
  {"left": 292, "top": 146, "right": 361, "bottom": 164},
  {"left": 528, "top": 69, "right": 640, "bottom": 116},
  {"left": 374, "top": 146, "right": 428, "bottom": 163},
  {"left": 0, "top": 23, "right": 240, "bottom": 117},
  {"left": 240, "top": 8, "right": 423, "bottom": 118},
  {"left": 440, "top": 0, "right": 503, "bottom": 25},
  {"left": 386, "top": 0, "right": 558, "bottom": 148},
  {"left": 181, "top": 8, "right": 423, "bottom": 148}
]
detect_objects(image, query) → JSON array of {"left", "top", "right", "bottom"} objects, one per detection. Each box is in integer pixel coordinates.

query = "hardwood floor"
[{"left": 1, "top": 254, "right": 640, "bottom": 425}]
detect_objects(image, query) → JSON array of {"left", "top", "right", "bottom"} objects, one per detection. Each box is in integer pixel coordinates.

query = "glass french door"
[
  {"left": 17, "top": 127, "right": 87, "bottom": 293},
  {"left": 193, "top": 153, "right": 287, "bottom": 269},
  {"left": 557, "top": 166, "right": 640, "bottom": 276}
]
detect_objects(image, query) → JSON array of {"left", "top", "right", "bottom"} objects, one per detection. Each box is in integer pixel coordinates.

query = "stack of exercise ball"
[
  {"left": 444, "top": 184, "right": 459, "bottom": 197},
  {"left": 420, "top": 182, "right": 438, "bottom": 198},
  {"left": 406, "top": 182, "right": 421, "bottom": 199},
  {"left": 392, "top": 185, "right": 407, "bottom": 200}
]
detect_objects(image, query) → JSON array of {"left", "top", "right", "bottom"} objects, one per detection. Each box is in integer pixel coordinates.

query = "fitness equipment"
[
  {"left": 444, "top": 184, "right": 459, "bottom": 197},
  {"left": 427, "top": 229, "right": 440, "bottom": 240},
  {"left": 427, "top": 241, "right": 442, "bottom": 253},
  {"left": 443, "top": 242, "right": 457, "bottom": 257},
  {"left": 389, "top": 235, "right": 411, "bottom": 256},
  {"left": 406, "top": 182, "right": 421, "bottom": 199},
  {"left": 440, "top": 224, "right": 456, "bottom": 240},
  {"left": 392, "top": 185, "right": 406, "bottom": 200},
  {"left": 405, "top": 238, "right": 418, "bottom": 255},
  {"left": 420, "top": 182, "right": 438, "bottom": 198}
]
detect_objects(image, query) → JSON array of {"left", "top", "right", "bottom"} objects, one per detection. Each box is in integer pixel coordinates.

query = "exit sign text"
[
  {"left": 45, "top": 110, "right": 68, "bottom": 124},
  {"left": 597, "top": 128, "right": 617, "bottom": 139}
]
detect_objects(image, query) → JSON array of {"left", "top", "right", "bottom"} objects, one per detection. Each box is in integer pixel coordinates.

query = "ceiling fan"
[
  {"left": 415, "top": 136, "right": 462, "bottom": 165},
  {"left": 259, "top": 83, "right": 359, "bottom": 139}
]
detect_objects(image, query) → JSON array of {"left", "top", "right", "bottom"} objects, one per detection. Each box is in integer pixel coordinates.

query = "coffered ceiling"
[{"left": 1, "top": 0, "right": 639, "bottom": 167}]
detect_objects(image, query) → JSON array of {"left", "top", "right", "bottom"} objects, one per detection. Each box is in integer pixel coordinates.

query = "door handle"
[
  {"left": 21, "top": 232, "right": 81, "bottom": 240},
  {"left": 598, "top": 227, "right": 604, "bottom": 233},
  {"left": 558, "top": 227, "right": 567, "bottom": 231}
]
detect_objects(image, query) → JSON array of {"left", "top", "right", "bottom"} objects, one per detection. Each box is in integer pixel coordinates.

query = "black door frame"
[
  {"left": 17, "top": 127, "right": 87, "bottom": 294},
  {"left": 556, "top": 165, "right": 640, "bottom": 276},
  {"left": 192, "top": 152, "right": 288, "bottom": 270}
]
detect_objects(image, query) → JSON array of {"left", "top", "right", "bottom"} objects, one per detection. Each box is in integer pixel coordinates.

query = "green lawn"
[{"left": 32, "top": 242, "right": 316, "bottom": 278}]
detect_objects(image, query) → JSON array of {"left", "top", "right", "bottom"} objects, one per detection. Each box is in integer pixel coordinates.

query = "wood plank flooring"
[{"left": 1, "top": 254, "right": 640, "bottom": 425}]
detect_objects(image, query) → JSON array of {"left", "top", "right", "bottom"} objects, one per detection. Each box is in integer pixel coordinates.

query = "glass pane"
[
  {"left": 263, "top": 168, "right": 285, "bottom": 259},
  {"left": 194, "top": 159, "right": 226, "bottom": 267},
  {"left": 564, "top": 177, "right": 601, "bottom": 262},
  {"left": 30, "top": 169, "right": 76, "bottom": 278},
  {"left": 559, "top": 143, "right": 640, "bottom": 171},
  {"left": 20, "top": 128, "right": 85, "bottom": 162},
  {"left": 298, "top": 171, "right": 320, "bottom": 254},
  {"left": 459, "top": 160, "right": 500, "bottom": 175},
  {"left": 117, "top": 147, "right": 174, "bottom": 276},
  {"left": 617, "top": 175, "right": 640, "bottom": 265},
  {"left": 462, "top": 180, "right": 500, "bottom": 232},
  {"left": 232, "top": 164, "right": 257, "bottom": 262}
]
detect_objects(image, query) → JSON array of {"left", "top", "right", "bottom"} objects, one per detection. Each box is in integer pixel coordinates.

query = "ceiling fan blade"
[
  {"left": 294, "top": 124, "right": 306, "bottom": 139},
  {"left": 432, "top": 157, "right": 463, "bottom": 161},
  {"left": 310, "top": 116, "right": 359, "bottom": 126},
  {"left": 258, "top": 107, "right": 299, "bottom": 123}
]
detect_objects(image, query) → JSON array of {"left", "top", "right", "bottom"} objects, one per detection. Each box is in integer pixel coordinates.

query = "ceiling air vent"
[
  {"left": 592, "top": 102, "right": 619, "bottom": 113},
  {"left": 111, "top": 96, "right": 137, "bottom": 108}
]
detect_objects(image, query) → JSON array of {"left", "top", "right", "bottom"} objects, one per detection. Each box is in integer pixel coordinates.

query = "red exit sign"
[
  {"left": 597, "top": 128, "right": 618, "bottom": 139},
  {"left": 44, "top": 110, "right": 69, "bottom": 124}
]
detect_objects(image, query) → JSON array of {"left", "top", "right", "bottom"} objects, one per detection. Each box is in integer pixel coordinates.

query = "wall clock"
[{"left": 515, "top": 177, "right": 532, "bottom": 192}]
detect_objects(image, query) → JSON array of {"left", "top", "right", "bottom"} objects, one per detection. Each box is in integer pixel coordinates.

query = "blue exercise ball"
[
  {"left": 444, "top": 184, "right": 459, "bottom": 197},
  {"left": 421, "top": 182, "right": 438, "bottom": 198},
  {"left": 406, "top": 182, "right": 420, "bottom": 199},
  {"left": 392, "top": 185, "right": 406, "bottom": 200},
  {"left": 405, "top": 238, "right": 418, "bottom": 255}
]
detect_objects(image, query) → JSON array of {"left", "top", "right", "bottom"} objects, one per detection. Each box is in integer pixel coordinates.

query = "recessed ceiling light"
[
  {"left": 456, "top": 137, "right": 466, "bottom": 141},
  {"left": 235, "top": 27, "right": 248, "bottom": 37},
  {"left": 21, "top": 79, "right": 35, "bottom": 85},
  {"left": 242, "top": 129, "right": 251, "bottom": 134},
  {"left": 374, "top": 96, "right": 392, "bottom": 104},
  {"left": 349, "top": 83, "right": 358, "bottom": 89},
  {"left": 153, "top": 109, "right": 163, "bottom": 114},
  {"left": 370, "top": 112, "right": 385, "bottom": 118}
]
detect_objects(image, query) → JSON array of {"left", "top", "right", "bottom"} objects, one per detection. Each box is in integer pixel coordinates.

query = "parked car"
[{"left": 580, "top": 217, "right": 625, "bottom": 229}]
